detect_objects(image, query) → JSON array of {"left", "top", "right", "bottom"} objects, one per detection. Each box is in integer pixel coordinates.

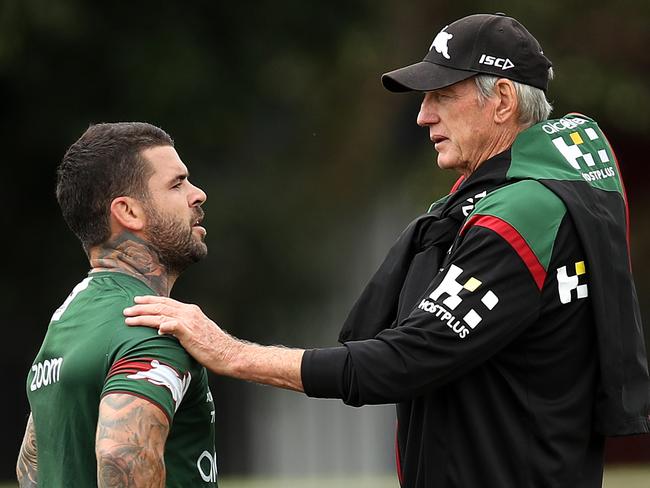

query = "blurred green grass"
[{"left": 3, "top": 465, "right": 650, "bottom": 487}]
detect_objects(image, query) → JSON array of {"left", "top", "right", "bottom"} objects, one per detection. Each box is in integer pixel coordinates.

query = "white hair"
[{"left": 474, "top": 68, "right": 554, "bottom": 127}]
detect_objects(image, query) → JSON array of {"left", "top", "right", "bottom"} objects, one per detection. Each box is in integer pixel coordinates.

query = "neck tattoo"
[{"left": 89, "top": 232, "right": 173, "bottom": 296}]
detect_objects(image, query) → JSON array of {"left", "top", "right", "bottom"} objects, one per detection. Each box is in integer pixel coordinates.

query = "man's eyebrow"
[{"left": 169, "top": 173, "right": 188, "bottom": 185}]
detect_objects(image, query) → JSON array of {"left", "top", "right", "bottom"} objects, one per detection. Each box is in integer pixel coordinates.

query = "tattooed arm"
[
  {"left": 96, "top": 393, "right": 170, "bottom": 488},
  {"left": 16, "top": 413, "right": 38, "bottom": 487}
]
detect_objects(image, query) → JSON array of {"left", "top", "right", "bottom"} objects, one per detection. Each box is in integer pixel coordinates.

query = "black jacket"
[{"left": 301, "top": 115, "right": 649, "bottom": 487}]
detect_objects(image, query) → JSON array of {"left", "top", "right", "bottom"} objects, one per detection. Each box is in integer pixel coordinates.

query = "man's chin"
[
  {"left": 190, "top": 242, "right": 208, "bottom": 262},
  {"left": 436, "top": 154, "right": 466, "bottom": 173},
  {"left": 435, "top": 154, "right": 453, "bottom": 170}
]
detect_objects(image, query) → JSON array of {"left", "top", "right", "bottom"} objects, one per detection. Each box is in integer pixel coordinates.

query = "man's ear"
[
  {"left": 493, "top": 78, "right": 519, "bottom": 125},
  {"left": 109, "top": 196, "right": 146, "bottom": 232}
]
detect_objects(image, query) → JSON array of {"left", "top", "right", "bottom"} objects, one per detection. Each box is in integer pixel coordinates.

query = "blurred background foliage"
[{"left": 2, "top": 0, "right": 649, "bottom": 482}]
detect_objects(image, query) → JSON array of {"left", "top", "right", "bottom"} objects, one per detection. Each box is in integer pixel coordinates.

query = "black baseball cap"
[{"left": 381, "top": 13, "right": 552, "bottom": 93}]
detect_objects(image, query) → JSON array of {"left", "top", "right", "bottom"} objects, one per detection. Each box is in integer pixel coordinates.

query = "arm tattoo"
[
  {"left": 16, "top": 413, "right": 38, "bottom": 487},
  {"left": 96, "top": 393, "right": 170, "bottom": 488}
]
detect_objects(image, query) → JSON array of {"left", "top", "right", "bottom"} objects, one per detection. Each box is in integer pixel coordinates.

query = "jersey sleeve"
[
  {"left": 302, "top": 180, "right": 567, "bottom": 406},
  {"left": 102, "top": 326, "right": 196, "bottom": 422}
]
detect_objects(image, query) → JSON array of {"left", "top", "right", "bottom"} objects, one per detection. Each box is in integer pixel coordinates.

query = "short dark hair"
[{"left": 56, "top": 122, "right": 174, "bottom": 250}]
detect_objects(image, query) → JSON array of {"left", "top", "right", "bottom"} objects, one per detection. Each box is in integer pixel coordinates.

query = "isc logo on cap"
[{"left": 479, "top": 54, "right": 514, "bottom": 70}]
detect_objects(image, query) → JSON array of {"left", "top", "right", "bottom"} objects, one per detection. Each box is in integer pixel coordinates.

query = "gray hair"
[{"left": 474, "top": 68, "right": 554, "bottom": 127}]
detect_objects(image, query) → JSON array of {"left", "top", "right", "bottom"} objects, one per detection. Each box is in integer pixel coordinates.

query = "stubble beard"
[{"left": 143, "top": 205, "right": 208, "bottom": 276}]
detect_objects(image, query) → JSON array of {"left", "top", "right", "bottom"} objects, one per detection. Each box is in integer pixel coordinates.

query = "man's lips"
[
  {"left": 191, "top": 209, "right": 205, "bottom": 227},
  {"left": 431, "top": 135, "right": 448, "bottom": 149},
  {"left": 192, "top": 222, "right": 207, "bottom": 238},
  {"left": 191, "top": 211, "right": 207, "bottom": 236},
  {"left": 193, "top": 225, "right": 207, "bottom": 237}
]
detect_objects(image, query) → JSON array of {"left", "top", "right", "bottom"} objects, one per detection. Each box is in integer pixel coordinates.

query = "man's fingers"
[
  {"left": 158, "top": 319, "right": 181, "bottom": 337},
  {"left": 133, "top": 295, "right": 187, "bottom": 310},
  {"left": 124, "top": 304, "right": 149, "bottom": 317},
  {"left": 124, "top": 315, "right": 164, "bottom": 328},
  {"left": 125, "top": 315, "right": 184, "bottom": 338},
  {"left": 133, "top": 295, "right": 170, "bottom": 305},
  {"left": 126, "top": 296, "right": 200, "bottom": 318},
  {"left": 124, "top": 303, "right": 176, "bottom": 318},
  {"left": 125, "top": 296, "right": 205, "bottom": 345}
]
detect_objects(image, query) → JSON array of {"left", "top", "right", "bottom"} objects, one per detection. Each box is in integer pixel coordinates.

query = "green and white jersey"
[{"left": 26, "top": 272, "right": 217, "bottom": 487}]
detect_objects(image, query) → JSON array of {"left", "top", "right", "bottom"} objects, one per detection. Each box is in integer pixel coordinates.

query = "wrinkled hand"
[
  {"left": 124, "top": 296, "right": 305, "bottom": 391},
  {"left": 123, "top": 296, "right": 238, "bottom": 374}
]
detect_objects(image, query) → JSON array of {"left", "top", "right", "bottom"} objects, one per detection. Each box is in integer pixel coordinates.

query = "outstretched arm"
[
  {"left": 96, "top": 393, "right": 170, "bottom": 488},
  {"left": 124, "top": 297, "right": 305, "bottom": 391},
  {"left": 16, "top": 413, "right": 38, "bottom": 487}
]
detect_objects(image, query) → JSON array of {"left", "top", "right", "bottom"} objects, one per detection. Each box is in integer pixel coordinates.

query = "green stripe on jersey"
[{"left": 468, "top": 180, "right": 566, "bottom": 272}]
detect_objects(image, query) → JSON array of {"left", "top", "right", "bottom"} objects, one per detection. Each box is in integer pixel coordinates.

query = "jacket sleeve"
[{"left": 302, "top": 223, "right": 545, "bottom": 406}]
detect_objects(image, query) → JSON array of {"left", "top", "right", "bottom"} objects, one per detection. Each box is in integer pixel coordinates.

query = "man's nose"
[
  {"left": 189, "top": 182, "right": 207, "bottom": 206},
  {"left": 417, "top": 93, "right": 439, "bottom": 127}
]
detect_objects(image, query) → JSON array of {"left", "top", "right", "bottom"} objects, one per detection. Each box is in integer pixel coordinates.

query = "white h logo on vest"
[
  {"left": 552, "top": 129, "right": 609, "bottom": 171},
  {"left": 429, "top": 265, "right": 499, "bottom": 329},
  {"left": 556, "top": 261, "right": 588, "bottom": 304}
]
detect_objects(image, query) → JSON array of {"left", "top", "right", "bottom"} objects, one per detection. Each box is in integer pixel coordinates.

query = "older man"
[{"left": 124, "top": 13, "right": 650, "bottom": 488}]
